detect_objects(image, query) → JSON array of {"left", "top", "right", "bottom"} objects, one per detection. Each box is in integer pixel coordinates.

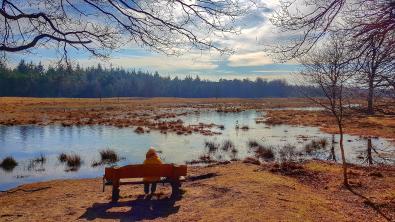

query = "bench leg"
[
  {"left": 170, "top": 180, "right": 181, "bottom": 199},
  {"left": 112, "top": 180, "right": 120, "bottom": 202}
]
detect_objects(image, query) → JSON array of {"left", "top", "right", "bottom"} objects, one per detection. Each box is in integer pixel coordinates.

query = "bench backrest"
[{"left": 104, "top": 164, "right": 187, "bottom": 180}]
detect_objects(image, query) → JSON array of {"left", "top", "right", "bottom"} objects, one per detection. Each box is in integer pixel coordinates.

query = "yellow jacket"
[{"left": 143, "top": 149, "right": 163, "bottom": 182}]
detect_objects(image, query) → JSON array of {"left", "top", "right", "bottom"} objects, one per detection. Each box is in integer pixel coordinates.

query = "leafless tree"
[
  {"left": 270, "top": 0, "right": 395, "bottom": 60},
  {"left": 0, "top": 0, "right": 252, "bottom": 62},
  {"left": 356, "top": 32, "right": 395, "bottom": 114},
  {"left": 298, "top": 34, "right": 355, "bottom": 186}
]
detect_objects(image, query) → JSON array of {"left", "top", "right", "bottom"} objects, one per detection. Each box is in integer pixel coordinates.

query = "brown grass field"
[{"left": 0, "top": 97, "right": 394, "bottom": 139}]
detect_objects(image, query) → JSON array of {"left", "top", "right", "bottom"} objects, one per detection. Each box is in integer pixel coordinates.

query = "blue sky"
[{"left": 8, "top": 0, "right": 301, "bottom": 82}]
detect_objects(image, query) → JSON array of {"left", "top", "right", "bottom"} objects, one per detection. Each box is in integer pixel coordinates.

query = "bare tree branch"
[{"left": 0, "top": 0, "right": 252, "bottom": 62}]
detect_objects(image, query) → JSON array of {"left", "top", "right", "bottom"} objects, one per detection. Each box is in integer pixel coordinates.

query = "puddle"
[{"left": 0, "top": 110, "right": 394, "bottom": 190}]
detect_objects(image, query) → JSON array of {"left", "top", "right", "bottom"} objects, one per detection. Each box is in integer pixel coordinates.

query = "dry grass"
[
  {"left": 1, "top": 161, "right": 394, "bottom": 221},
  {"left": 247, "top": 140, "right": 275, "bottom": 161},
  {"left": 187, "top": 140, "right": 239, "bottom": 164},
  {"left": 58, "top": 153, "right": 82, "bottom": 171},
  {"left": 304, "top": 138, "right": 328, "bottom": 154},
  {"left": 58, "top": 153, "right": 68, "bottom": 162},
  {"left": 65, "top": 154, "right": 82, "bottom": 171},
  {"left": 0, "top": 156, "right": 18, "bottom": 171},
  {"left": 0, "top": 97, "right": 314, "bottom": 136},
  {"left": 204, "top": 141, "right": 220, "bottom": 153},
  {"left": 91, "top": 149, "right": 121, "bottom": 167},
  {"left": 99, "top": 149, "right": 119, "bottom": 163},
  {"left": 264, "top": 109, "right": 395, "bottom": 140}
]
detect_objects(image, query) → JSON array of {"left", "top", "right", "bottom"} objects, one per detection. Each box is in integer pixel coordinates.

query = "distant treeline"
[{"left": 0, "top": 60, "right": 299, "bottom": 98}]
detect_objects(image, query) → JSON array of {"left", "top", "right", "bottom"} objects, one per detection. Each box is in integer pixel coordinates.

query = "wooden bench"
[{"left": 103, "top": 164, "right": 187, "bottom": 202}]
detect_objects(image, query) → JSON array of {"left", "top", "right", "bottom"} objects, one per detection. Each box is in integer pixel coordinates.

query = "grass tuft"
[
  {"left": 248, "top": 140, "right": 275, "bottom": 160},
  {"left": 100, "top": 149, "right": 119, "bottom": 163},
  {"left": 58, "top": 153, "right": 68, "bottom": 162},
  {"left": 0, "top": 156, "right": 18, "bottom": 171},
  {"left": 134, "top": 126, "right": 145, "bottom": 134},
  {"left": 204, "top": 141, "right": 220, "bottom": 153},
  {"left": 33, "top": 154, "right": 46, "bottom": 164},
  {"left": 221, "top": 140, "right": 235, "bottom": 152},
  {"left": 278, "top": 144, "right": 298, "bottom": 162},
  {"left": 65, "top": 154, "right": 82, "bottom": 171},
  {"left": 304, "top": 138, "right": 328, "bottom": 154},
  {"left": 92, "top": 149, "right": 121, "bottom": 167},
  {"left": 255, "top": 145, "right": 275, "bottom": 160},
  {"left": 58, "top": 153, "right": 82, "bottom": 171},
  {"left": 241, "top": 125, "right": 249, "bottom": 130}
]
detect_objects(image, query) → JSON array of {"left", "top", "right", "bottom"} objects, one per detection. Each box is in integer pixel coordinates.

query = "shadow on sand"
[
  {"left": 79, "top": 194, "right": 180, "bottom": 221},
  {"left": 347, "top": 186, "right": 393, "bottom": 222}
]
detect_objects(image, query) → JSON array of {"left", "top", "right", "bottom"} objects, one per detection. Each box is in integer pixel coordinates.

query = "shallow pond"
[{"left": 1, "top": 110, "right": 394, "bottom": 190}]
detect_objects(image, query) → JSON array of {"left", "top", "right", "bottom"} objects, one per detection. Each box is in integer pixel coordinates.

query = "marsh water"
[{"left": 1, "top": 110, "right": 394, "bottom": 190}]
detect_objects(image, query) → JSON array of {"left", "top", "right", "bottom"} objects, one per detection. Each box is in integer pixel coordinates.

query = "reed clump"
[
  {"left": 58, "top": 153, "right": 82, "bottom": 171},
  {"left": 0, "top": 156, "right": 18, "bottom": 171}
]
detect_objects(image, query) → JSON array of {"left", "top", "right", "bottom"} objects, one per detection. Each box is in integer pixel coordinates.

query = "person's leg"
[
  {"left": 150, "top": 182, "right": 157, "bottom": 193},
  {"left": 144, "top": 183, "right": 149, "bottom": 194}
]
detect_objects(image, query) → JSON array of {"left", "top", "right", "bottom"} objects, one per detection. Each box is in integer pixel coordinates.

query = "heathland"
[{"left": 0, "top": 97, "right": 394, "bottom": 221}]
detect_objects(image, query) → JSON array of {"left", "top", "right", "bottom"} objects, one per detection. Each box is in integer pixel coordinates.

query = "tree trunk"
[
  {"left": 338, "top": 124, "right": 348, "bottom": 186},
  {"left": 367, "top": 79, "right": 374, "bottom": 115}
]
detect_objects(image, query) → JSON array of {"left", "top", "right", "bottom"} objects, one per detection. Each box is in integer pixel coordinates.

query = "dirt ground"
[{"left": 0, "top": 161, "right": 394, "bottom": 222}]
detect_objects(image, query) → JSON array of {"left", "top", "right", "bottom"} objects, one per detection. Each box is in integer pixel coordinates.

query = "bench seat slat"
[
  {"left": 104, "top": 164, "right": 187, "bottom": 180},
  {"left": 104, "top": 177, "right": 186, "bottom": 186}
]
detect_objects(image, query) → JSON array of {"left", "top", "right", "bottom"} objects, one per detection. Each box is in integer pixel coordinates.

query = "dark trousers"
[{"left": 144, "top": 182, "right": 157, "bottom": 194}]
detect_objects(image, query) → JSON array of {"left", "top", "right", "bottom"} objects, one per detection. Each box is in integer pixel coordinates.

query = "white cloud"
[
  {"left": 227, "top": 51, "right": 273, "bottom": 67},
  {"left": 77, "top": 53, "right": 219, "bottom": 71}
]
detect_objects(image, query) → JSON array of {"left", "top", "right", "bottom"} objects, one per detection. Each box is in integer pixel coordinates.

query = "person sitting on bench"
[{"left": 143, "top": 147, "right": 163, "bottom": 195}]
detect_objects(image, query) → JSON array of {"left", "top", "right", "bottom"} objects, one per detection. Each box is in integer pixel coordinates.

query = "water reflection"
[
  {"left": 0, "top": 110, "right": 394, "bottom": 191},
  {"left": 357, "top": 138, "right": 395, "bottom": 165},
  {"left": 26, "top": 154, "right": 47, "bottom": 172},
  {"left": 328, "top": 135, "right": 337, "bottom": 161}
]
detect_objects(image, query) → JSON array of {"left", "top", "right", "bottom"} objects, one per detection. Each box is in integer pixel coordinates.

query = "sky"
[{"left": 8, "top": 0, "right": 301, "bottom": 82}]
